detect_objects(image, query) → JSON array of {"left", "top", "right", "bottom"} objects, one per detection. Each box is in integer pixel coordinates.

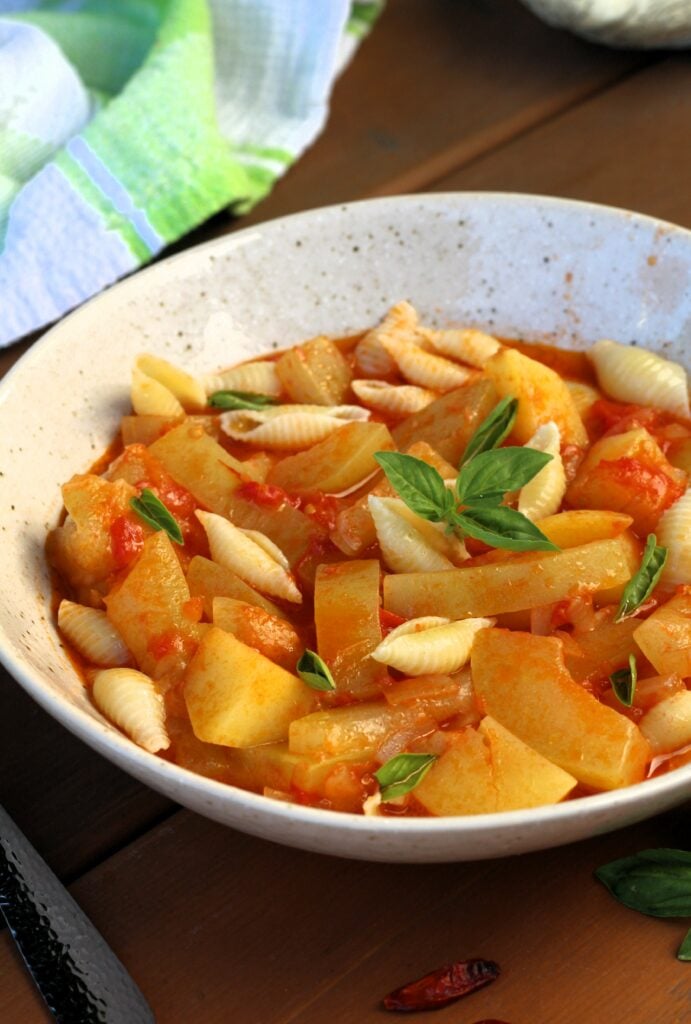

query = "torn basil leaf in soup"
[
  {"left": 296, "top": 649, "right": 336, "bottom": 692},
  {"left": 375, "top": 753, "right": 438, "bottom": 802},
  {"left": 130, "top": 488, "right": 183, "bottom": 545},
  {"left": 610, "top": 654, "right": 638, "bottom": 708},
  {"left": 208, "top": 390, "right": 279, "bottom": 411},
  {"left": 615, "top": 534, "right": 668, "bottom": 622},
  {"left": 459, "top": 395, "right": 519, "bottom": 466}
]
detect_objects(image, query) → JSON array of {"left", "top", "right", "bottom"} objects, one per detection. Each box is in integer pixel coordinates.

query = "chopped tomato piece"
[{"left": 109, "top": 515, "right": 145, "bottom": 568}]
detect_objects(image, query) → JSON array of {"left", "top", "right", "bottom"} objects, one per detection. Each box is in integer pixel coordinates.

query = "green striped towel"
[{"left": 0, "top": 0, "right": 383, "bottom": 347}]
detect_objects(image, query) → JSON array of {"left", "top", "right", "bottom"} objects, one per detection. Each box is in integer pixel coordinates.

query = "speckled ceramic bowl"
[{"left": 1, "top": 193, "right": 690, "bottom": 862}]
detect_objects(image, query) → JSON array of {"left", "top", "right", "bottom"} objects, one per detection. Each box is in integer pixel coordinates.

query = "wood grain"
[{"left": 1, "top": 804, "right": 689, "bottom": 1023}]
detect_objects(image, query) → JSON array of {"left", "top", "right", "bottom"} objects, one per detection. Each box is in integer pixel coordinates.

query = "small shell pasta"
[
  {"left": 136, "top": 354, "right": 207, "bottom": 411},
  {"left": 220, "top": 404, "right": 369, "bottom": 449},
  {"left": 92, "top": 668, "right": 170, "bottom": 753},
  {"left": 369, "top": 496, "right": 468, "bottom": 573},
  {"left": 204, "top": 360, "right": 282, "bottom": 398},
  {"left": 656, "top": 487, "right": 691, "bottom": 585},
  {"left": 427, "top": 328, "right": 501, "bottom": 368},
  {"left": 58, "top": 600, "right": 131, "bottom": 667},
  {"left": 379, "top": 334, "right": 473, "bottom": 391},
  {"left": 131, "top": 366, "right": 185, "bottom": 418},
  {"left": 590, "top": 339, "right": 690, "bottom": 417},
  {"left": 351, "top": 379, "right": 438, "bottom": 416},
  {"left": 354, "top": 300, "right": 427, "bottom": 377},
  {"left": 518, "top": 421, "right": 566, "bottom": 520},
  {"left": 565, "top": 379, "right": 601, "bottom": 416},
  {"left": 196, "top": 510, "right": 302, "bottom": 602},
  {"left": 372, "top": 616, "right": 494, "bottom": 675}
]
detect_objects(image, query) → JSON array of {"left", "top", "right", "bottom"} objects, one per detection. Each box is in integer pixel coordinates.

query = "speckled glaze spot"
[{"left": 1, "top": 193, "right": 691, "bottom": 863}]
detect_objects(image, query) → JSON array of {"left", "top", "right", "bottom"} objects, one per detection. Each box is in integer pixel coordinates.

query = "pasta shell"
[
  {"left": 58, "top": 600, "right": 131, "bottom": 667},
  {"left": 195, "top": 510, "right": 302, "bottom": 603},
  {"left": 369, "top": 496, "right": 468, "bottom": 573},
  {"left": 240, "top": 528, "right": 291, "bottom": 571},
  {"left": 589, "top": 339, "right": 690, "bottom": 417},
  {"left": 204, "top": 360, "right": 282, "bottom": 398},
  {"left": 372, "top": 616, "right": 494, "bottom": 675},
  {"left": 131, "top": 366, "right": 185, "bottom": 418},
  {"left": 92, "top": 668, "right": 169, "bottom": 753},
  {"left": 351, "top": 379, "right": 438, "bottom": 416},
  {"left": 427, "top": 328, "right": 501, "bottom": 368},
  {"left": 656, "top": 488, "right": 691, "bottom": 585},
  {"left": 518, "top": 421, "right": 566, "bottom": 520},
  {"left": 354, "top": 301, "right": 428, "bottom": 377},
  {"left": 136, "top": 354, "right": 207, "bottom": 411},
  {"left": 379, "top": 334, "right": 473, "bottom": 391},
  {"left": 565, "top": 379, "right": 601, "bottom": 416},
  {"left": 220, "top": 404, "right": 369, "bottom": 449}
]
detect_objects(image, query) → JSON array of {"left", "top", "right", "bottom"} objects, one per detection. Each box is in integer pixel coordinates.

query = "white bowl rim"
[{"left": 1, "top": 189, "right": 690, "bottom": 843}]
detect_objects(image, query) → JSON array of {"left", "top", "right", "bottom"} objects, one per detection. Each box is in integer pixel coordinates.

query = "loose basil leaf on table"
[
  {"left": 454, "top": 506, "right": 559, "bottom": 552},
  {"left": 375, "top": 753, "right": 438, "bottom": 802},
  {"left": 678, "top": 928, "right": 691, "bottom": 961},
  {"left": 610, "top": 653, "right": 638, "bottom": 708},
  {"left": 596, "top": 849, "right": 691, "bottom": 917},
  {"left": 296, "top": 649, "right": 336, "bottom": 692},
  {"left": 208, "top": 390, "right": 279, "bottom": 411},
  {"left": 374, "top": 452, "right": 454, "bottom": 522},
  {"left": 615, "top": 533, "right": 668, "bottom": 622},
  {"left": 130, "top": 488, "right": 183, "bottom": 545},
  {"left": 460, "top": 395, "right": 518, "bottom": 467},
  {"left": 455, "top": 446, "right": 553, "bottom": 507}
]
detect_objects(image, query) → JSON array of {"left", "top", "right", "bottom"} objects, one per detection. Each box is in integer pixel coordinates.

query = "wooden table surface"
[{"left": 2, "top": 2, "right": 690, "bottom": 1021}]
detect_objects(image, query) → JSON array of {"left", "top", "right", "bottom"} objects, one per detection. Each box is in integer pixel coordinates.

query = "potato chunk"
[
  {"left": 391, "top": 379, "right": 498, "bottom": 463},
  {"left": 537, "top": 510, "right": 633, "bottom": 549},
  {"left": 184, "top": 627, "right": 316, "bottom": 747},
  {"left": 634, "top": 591, "right": 691, "bottom": 678},
  {"left": 471, "top": 629, "right": 650, "bottom": 789},
  {"left": 314, "top": 560, "right": 388, "bottom": 698},
  {"left": 212, "top": 597, "right": 302, "bottom": 669},
  {"left": 485, "top": 347, "right": 587, "bottom": 446},
  {"left": 479, "top": 716, "right": 578, "bottom": 810},
  {"left": 275, "top": 335, "right": 352, "bottom": 405},
  {"left": 267, "top": 421, "right": 394, "bottom": 496},
  {"left": 384, "top": 533, "right": 639, "bottom": 619}
]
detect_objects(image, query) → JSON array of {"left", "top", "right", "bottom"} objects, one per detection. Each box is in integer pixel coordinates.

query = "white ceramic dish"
[{"left": 1, "top": 193, "right": 690, "bottom": 863}]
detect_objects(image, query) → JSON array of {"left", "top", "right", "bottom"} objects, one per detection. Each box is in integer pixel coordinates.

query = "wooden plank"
[
  {"left": 216, "top": 0, "right": 647, "bottom": 234},
  {"left": 432, "top": 57, "right": 691, "bottom": 230},
  {"left": 0, "top": 804, "right": 688, "bottom": 1023}
]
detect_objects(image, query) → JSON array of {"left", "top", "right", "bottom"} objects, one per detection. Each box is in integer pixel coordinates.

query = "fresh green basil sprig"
[
  {"left": 375, "top": 753, "right": 438, "bottom": 802},
  {"left": 615, "top": 533, "right": 668, "bottom": 622},
  {"left": 373, "top": 399, "right": 559, "bottom": 553},
  {"left": 130, "top": 488, "right": 183, "bottom": 545},
  {"left": 208, "top": 390, "right": 279, "bottom": 411},
  {"left": 596, "top": 849, "right": 691, "bottom": 961},
  {"left": 296, "top": 649, "right": 336, "bottom": 692},
  {"left": 610, "top": 653, "right": 638, "bottom": 708},
  {"left": 460, "top": 395, "right": 518, "bottom": 466}
]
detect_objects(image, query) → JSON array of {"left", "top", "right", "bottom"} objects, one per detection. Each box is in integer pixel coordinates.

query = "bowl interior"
[{"left": 1, "top": 192, "right": 690, "bottom": 861}]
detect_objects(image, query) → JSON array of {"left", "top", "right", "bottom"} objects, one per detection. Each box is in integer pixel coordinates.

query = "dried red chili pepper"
[{"left": 382, "top": 957, "right": 500, "bottom": 1012}]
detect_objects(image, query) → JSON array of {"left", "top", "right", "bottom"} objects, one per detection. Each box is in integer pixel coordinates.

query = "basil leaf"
[
  {"left": 678, "top": 928, "right": 691, "bottom": 962},
  {"left": 374, "top": 452, "right": 454, "bottom": 523},
  {"left": 208, "top": 390, "right": 279, "bottom": 411},
  {"left": 615, "top": 534, "right": 668, "bottom": 622},
  {"left": 130, "top": 489, "right": 183, "bottom": 545},
  {"left": 296, "top": 649, "right": 336, "bottom": 692},
  {"left": 610, "top": 653, "right": 637, "bottom": 708},
  {"left": 595, "top": 849, "right": 691, "bottom": 918},
  {"left": 460, "top": 396, "right": 518, "bottom": 467},
  {"left": 455, "top": 506, "right": 559, "bottom": 552},
  {"left": 456, "top": 447, "right": 553, "bottom": 507},
  {"left": 375, "top": 753, "right": 438, "bottom": 802}
]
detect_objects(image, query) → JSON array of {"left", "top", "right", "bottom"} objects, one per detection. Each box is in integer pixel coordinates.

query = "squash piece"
[
  {"left": 289, "top": 701, "right": 436, "bottom": 757},
  {"left": 184, "top": 627, "right": 316, "bottom": 747},
  {"left": 639, "top": 691, "right": 691, "bottom": 754},
  {"left": 384, "top": 670, "right": 480, "bottom": 726},
  {"left": 187, "top": 555, "right": 285, "bottom": 619},
  {"left": 391, "top": 378, "right": 498, "bottom": 463},
  {"left": 484, "top": 347, "right": 587, "bottom": 446},
  {"left": 105, "top": 531, "right": 200, "bottom": 679},
  {"left": 275, "top": 335, "right": 352, "bottom": 405},
  {"left": 314, "top": 560, "right": 388, "bottom": 699},
  {"left": 536, "top": 510, "right": 633, "bottom": 549},
  {"left": 121, "top": 415, "right": 182, "bottom": 446},
  {"left": 384, "top": 533, "right": 639, "bottom": 619},
  {"left": 479, "top": 716, "right": 578, "bottom": 810},
  {"left": 267, "top": 421, "right": 394, "bottom": 496},
  {"left": 212, "top": 597, "right": 302, "bottom": 669},
  {"left": 471, "top": 629, "right": 650, "bottom": 790},
  {"left": 561, "top": 617, "right": 641, "bottom": 684},
  {"left": 331, "top": 441, "right": 456, "bottom": 556},
  {"left": 634, "top": 590, "right": 691, "bottom": 678},
  {"left": 148, "top": 423, "right": 255, "bottom": 516},
  {"left": 566, "top": 428, "right": 686, "bottom": 536}
]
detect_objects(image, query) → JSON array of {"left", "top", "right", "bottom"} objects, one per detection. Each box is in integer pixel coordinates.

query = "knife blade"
[{"left": 0, "top": 804, "right": 155, "bottom": 1023}]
